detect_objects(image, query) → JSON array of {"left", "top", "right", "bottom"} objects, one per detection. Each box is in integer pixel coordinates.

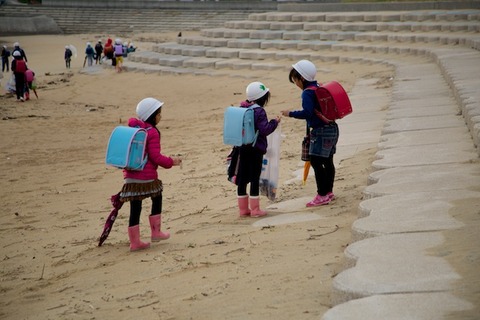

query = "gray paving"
[{"left": 321, "top": 48, "right": 480, "bottom": 319}]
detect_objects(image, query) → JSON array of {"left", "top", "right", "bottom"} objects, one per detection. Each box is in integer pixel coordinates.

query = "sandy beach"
[{"left": 0, "top": 33, "right": 394, "bottom": 319}]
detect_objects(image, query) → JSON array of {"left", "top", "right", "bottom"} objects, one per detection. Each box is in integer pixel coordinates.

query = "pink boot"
[
  {"left": 250, "top": 196, "right": 267, "bottom": 217},
  {"left": 149, "top": 215, "right": 170, "bottom": 241},
  {"left": 237, "top": 195, "right": 251, "bottom": 217},
  {"left": 128, "top": 225, "right": 150, "bottom": 251}
]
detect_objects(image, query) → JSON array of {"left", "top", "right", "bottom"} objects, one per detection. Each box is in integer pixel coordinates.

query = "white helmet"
[
  {"left": 136, "top": 97, "right": 164, "bottom": 121},
  {"left": 292, "top": 60, "right": 317, "bottom": 82},
  {"left": 246, "top": 81, "right": 269, "bottom": 101}
]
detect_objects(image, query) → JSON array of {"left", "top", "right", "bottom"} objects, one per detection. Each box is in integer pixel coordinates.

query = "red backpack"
[
  {"left": 307, "top": 81, "right": 352, "bottom": 123},
  {"left": 14, "top": 59, "right": 27, "bottom": 73}
]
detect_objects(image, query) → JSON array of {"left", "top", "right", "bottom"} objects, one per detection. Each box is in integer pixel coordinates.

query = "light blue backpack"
[
  {"left": 223, "top": 105, "right": 259, "bottom": 146},
  {"left": 105, "top": 126, "right": 148, "bottom": 170}
]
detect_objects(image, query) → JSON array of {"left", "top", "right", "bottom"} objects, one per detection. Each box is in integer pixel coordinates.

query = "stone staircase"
[
  {"left": 0, "top": 5, "right": 259, "bottom": 34},
  {"left": 125, "top": 9, "right": 480, "bottom": 73}
]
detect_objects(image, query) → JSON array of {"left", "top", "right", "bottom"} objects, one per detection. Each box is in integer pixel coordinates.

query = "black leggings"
[
  {"left": 236, "top": 145, "right": 263, "bottom": 197},
  {"left": 129, "top": 195, "right": 162, "bottom": 227},
  {"left": 310, "top": 155, "right": 335, "bottom": 196},
  {"left": 14, "top": 72, "right": 25, "bottom": 100}
]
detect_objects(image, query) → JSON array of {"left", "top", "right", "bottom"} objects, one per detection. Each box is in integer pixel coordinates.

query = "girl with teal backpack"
[
  {"left": 233, "top": 82, "right": 281, "bottom": 218},
  {"left": 119, "top": 98, "right": 182, "bottom": 251}
]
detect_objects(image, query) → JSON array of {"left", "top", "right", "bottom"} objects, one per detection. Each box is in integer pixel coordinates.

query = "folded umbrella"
[
  {"left": 303, "top": 161, "right": 311, "bottom": 186},
  {"left": 98, "top": 192, "right": 123, "bottom": 246}
]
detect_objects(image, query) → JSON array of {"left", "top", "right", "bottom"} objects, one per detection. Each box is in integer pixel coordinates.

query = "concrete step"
[
  {"left": 225, "top": 19, "right": 480, "bottom": 33},
  {"left": 0, "top": 5, "right": 257, "bottom": 34},
  {"left": 248, "top": 9, "right": 480, "bottom": 23},
  {"left": 147, "top": 37, "right": 472, "bottom": 65}
]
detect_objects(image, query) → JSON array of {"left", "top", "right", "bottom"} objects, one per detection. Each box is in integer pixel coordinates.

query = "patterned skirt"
[{"left": 119, "top": 179, "right": 163, "bottom": 202}]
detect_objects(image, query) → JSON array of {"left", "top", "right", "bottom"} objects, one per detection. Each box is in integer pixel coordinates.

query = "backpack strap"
[
  {"left": 135, "top": 126, "right": 151, "bottom": 168},
  {"left": 248, "top": 104, "right": 260, "bottom": 147}
]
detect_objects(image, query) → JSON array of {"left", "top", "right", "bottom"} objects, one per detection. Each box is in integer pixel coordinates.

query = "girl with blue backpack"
[
  {"left": 235, "top": 82, "right": 281, "bottom": 217},
  {"left": 120, "top": 97, "right": 182, "bottom": 251}
]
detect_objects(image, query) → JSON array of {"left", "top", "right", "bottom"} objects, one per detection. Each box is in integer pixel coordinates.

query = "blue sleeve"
[
  {"left": 289, "top": 89, "right": 317, "bottom": 120},
  {"left": 289, "top": 89, "right": 324, "bottom": 128}
]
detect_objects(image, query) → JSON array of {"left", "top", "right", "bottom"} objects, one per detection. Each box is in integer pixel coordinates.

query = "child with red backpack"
[
  {"left": 11, "top": 51, "right": 27, "bottom": 102},
  {"left": 281, "top": 60, "right": 340, "bottom": 207}
]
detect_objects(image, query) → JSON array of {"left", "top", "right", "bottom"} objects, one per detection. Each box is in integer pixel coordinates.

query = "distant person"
[
  {"left": 12, "top": 42, "right": 27, "bottom": 62},
  {"left": 25, "top": 68, "right": 36, "bottom": 100},
  {"left": 95, "top": 39, "right": 103, "bottom": 64},
  {"left": 1, "top": 45, "right": 10, "bottom": 72},
  {"left": 11, "top": 51, "right": 27, "bottom": 102},
  {"left": 126, "top": 42, "right": 136, "bottom": 54},
  {"left": 103, "top": 38, "right": 115, "bottom": 66},
  {"left": 64, "top": 45, "right": 73, "bottom": 69},
  {"left": 85, "top": 42, "right": 95, "bottom": 67},
  {"left": 114, "top": 39, "right": 124, "bottom": 72}
]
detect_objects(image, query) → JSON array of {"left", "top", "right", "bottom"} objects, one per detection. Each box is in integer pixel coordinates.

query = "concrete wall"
[{"left": 0, "top": 15, "right": 62, "bottom": 35}]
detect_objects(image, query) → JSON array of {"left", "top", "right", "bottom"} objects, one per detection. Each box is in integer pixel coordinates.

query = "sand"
[{"left": 0, "top": 33, "right": 393, "bottom": 319}]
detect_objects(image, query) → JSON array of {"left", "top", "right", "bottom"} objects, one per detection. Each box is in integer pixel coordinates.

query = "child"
[
  {"left": 25, "top": 68, "right": 36, "bottom": 100},
  {"left": 94, "top": 39, "right": 103, "bottom": 64},
  {"left": 281, "top": 60, "right": 339, "bottom": 207},
  {"left": 236, "top": 81, "right": 280, "bottom": 217},
  {"left": 85, "top": 42, "right": 95, "bottom": 67},
  {"left": 1, "top": 45, "right": 10, "bottom": 72},
  {"left": 64, "top": 45, "right": 72, "bottom": 69},
  {"left": 119, "top": 97, "right": 182, "bottom": 251},
  {"left": 103, "top": 38, "right": 115, "bottom": 66},
  {"left": 11, "top": 51, "right": 27, "bottom": 102},
  {"left": 113, "top": 39, "right": 124, "bottom": 72}
]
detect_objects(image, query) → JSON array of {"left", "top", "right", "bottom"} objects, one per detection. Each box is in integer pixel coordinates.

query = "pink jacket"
[{"left": 123, "top": 118, "right": 173, "bottom": 180}]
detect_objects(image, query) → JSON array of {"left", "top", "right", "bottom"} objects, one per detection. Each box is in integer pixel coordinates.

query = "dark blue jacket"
[{"left": 289, "top": 80, "right": 325, "bottom": 130}]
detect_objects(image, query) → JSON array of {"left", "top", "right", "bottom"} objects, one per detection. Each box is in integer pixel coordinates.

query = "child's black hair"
[
  {"left": 289, "top": 68, "right": 309, "bottom": 88},
  {"left": 252, "top": 91, "right": 270, "bottom": 107},
  {"left": 145, "top": 108, "right": 160, "bottom": 127}
]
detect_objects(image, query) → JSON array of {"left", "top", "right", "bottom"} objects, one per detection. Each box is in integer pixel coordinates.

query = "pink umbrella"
[{"left": 98, "top": 192, "right": 123, "bottom": 246}]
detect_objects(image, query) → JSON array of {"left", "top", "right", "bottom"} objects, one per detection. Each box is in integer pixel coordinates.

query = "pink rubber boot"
[
  {"left": 237, "top": 195, "right": 251, "bottom": 217},
  {"left": 127, "top": 225, "right": 150, "bottom": 251},
  {"left": 149, "top": 215, "right": 170, "bottom": 241},
  {"left": 250, "top": 196, "right": 267, "bottom": 217}
]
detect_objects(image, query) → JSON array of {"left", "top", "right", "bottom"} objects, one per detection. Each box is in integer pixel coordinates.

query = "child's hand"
[
  {"left": 172, "top": 156, "right": 182, "bottom": 166},
  {"left": 281, "top": 110, "right": 290, "bottom": 117},
  {"left": 276, "top": 116, "right": 282, "bottom": 123}
]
